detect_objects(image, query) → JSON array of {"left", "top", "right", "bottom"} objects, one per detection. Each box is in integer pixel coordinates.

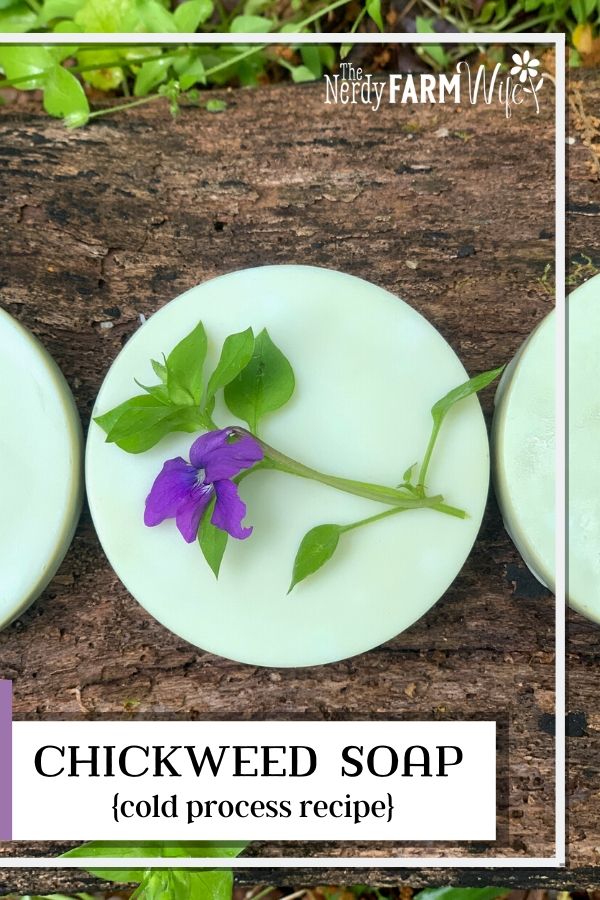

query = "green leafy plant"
[
  {"left": 411, "top": 0, "right": 600, "bottom": 67},
  {"left": 0, "top": 0, "right": 354, "bottom": 127},
  {"left": 96, "top": 320, "right": 503, "bottom": 591},
  {"left": 61, "top": 840, "right": 248, "bottom": 899},
  {"left": 287, "top": 364, "right": 503, "bottom": 590},
  {"left": 1, "top": 0, "right": 599, "bottom": 127}
]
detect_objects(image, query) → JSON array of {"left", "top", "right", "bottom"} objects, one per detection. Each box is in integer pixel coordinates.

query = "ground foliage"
[{"left": 0, "top": 0, "right": 599, "bottom": 126}]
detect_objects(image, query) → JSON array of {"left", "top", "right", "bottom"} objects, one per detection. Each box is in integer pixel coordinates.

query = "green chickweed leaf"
[
  {"left": 77, "top": 47, "right": 124, "bottom": 91},
  {"left": 366, "top": 0, "right": 384, "bottom": 31},
  {"left": 107, "top": 404, "right": 206, "bottom": 454},
  {"left": 137, "top": 0, "right": 178, "bottom": 32},
  {"left": 300, "top": 45, "right": 322, "bottom": 78},
  {"left": 134, "top": 378, "right": 170, "bottom": 403},
  {"left": 61, "top": 839, "right": 248, "bottom": 884},
  {"left": 132, "top": 868, "right": 234, "bottom": 900},
  {"left": 431, "top": 365, "right": 505, "bottom": 429},
  {"left": 50, "top": 43, "right": 80, "bottom": 64},
  {"left": 151, "top": 357, "right": 168, "bottom": 383},
  {"left": 173, "top": 0, "right": 213, "bottom": 31},
  {"left": 415, "top": 16, "right": 448, "bottom": 69},
  {"left": 206, "top": 327, "right": 254, "bottom": 413},
  {"left": 290, "top": 64, "right": 316, "bottom": 84},
  {"left": 44, "top": 75, "right": 88, "bottom": 124},
  {"left": 224, "top": 327, "right": 295, "bottom": 433},
  {"left": 229, "top": 13, "right": 274, "bottom": 31},
  {"left": 95, "top": 394, "right": 207, "bottom": 454},
  {"left": 0, "top": 3, "right": 37, "bottom": 33},
  {"left": 243, "top": 0, "right": 272, "bottom": 14},
  {"left": 95, "top": 394, "right": 167, "bottom": 436},
  {"left": 319, "top": 45, "right": 336, "bottom": 71},
  {"left": 41, "top": 0, "right": 83, "bottom": 21},
  {"left": 0, "top": 45, "right": 53, "bottom": 90},
  {"left": 74, "top": 0, "right": 136, "bottom": 32},
  {"left": 288, "top": 523, "right": 341, "bottom": 593},
  {"left": 180, "top": 56, "right": 207, "bottom": 90},
  {"left": 166, "top": 320, "right": 208, "bottom": 406},
  {"left": 199, "top": 500, "right": 229, "bottom": 578},
  {"left": 43, "top": 64, "right": 90, "bottom": 127},
  {"left": 134, "top": 57, "right": 171, "bottom": 97}
]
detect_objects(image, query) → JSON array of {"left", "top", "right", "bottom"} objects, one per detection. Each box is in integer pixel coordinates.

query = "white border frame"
[{"left": 0, "top": 30, "right": 566, "bottom": 870}]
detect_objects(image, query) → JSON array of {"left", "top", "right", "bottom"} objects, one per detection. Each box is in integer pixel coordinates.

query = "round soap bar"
[
  {"left": 493, "top": 273, "right": 600, "bottom": 622},
  {"left": 86, "top": 266, "right": 490, "bottom": 667},
  {"left": 0, "top": 309, "right": 83, "bottom": 629}
]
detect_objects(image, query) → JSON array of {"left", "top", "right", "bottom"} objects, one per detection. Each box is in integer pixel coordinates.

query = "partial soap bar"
[
  {"left": 492, "top": 273, "right": 599, "bottom": 622},
  {"left": 0, "top": 309, "right": 83, "bottom": 629}
]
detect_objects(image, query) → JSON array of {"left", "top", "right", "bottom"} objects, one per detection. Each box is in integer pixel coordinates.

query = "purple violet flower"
[{"left": 144, "top": 428, "right": 264, "bottom": 543}]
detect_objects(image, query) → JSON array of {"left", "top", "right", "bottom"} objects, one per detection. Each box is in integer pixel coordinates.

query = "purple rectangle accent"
[{"left": 0, "top": 680, "right": 12, "bottom": 840}]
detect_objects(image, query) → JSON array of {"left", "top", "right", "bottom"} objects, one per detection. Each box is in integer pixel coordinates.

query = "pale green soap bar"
[
  {"left": 86, "top": 265, "right": 490, "bottom": 667},
  {"left": 493, "top": 273, "right": 600, "bottom": 622},
  {"left": 0, "top": 308, "right": 82, "bottom": 629}
]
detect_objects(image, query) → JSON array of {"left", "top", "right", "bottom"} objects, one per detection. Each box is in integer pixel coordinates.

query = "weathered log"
[{"left": 0, "top": 68, "right": 597, "bottom": 893}]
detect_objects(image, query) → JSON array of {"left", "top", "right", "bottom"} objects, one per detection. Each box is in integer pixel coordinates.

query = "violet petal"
[
  {"left": 212, "top": 479, "right": 253, "bottom": 539},
  {"left": 144, "top": 457, "right": 197, "bottom": 527},
  {"left": 175, "top": 482, "right": 214, "bottom": 543},
  {"left": 189, "top": 429, "right": 233, "bottom": 467},
  {"left": 190, "top": 429, "right": 263, "bottom": 482}
]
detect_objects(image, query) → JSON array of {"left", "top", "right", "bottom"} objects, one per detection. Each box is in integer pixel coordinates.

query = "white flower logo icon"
[{"left": 510, "top": 50, "right": 540, "bottom": 83}]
